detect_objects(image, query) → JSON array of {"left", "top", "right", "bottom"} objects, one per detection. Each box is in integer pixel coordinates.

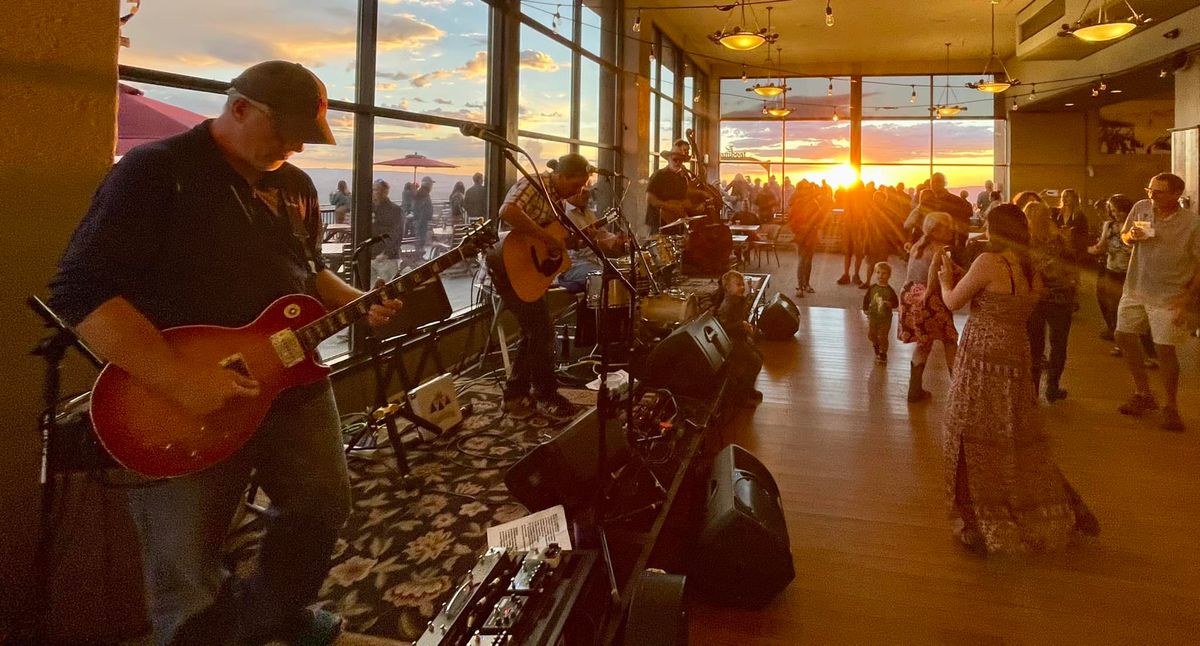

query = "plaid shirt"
[{"left": 502, "top": 172, "right": 569, "bottom": 226}]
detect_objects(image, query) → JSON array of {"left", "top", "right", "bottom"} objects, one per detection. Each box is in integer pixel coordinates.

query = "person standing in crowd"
[
  {"left": 781, "top": 176, "right": 794, "bottom": 208},
  {"left": 492, "top": 153, "right": 597, "bottom": 418},
  {"left": 898, "top": 211, "right": 959, "bottom": 403},
  {"left": 836, "top": 182, "right": 868, "bottom": 286},
  {"left": 400, "top": 181, "right": 416, "bottom": 218},
  {"left": 975, "top": 179, "right": 994, "bottom": 215},
  {"left": 464, "top": 171, "right": 487, "bottom": 221},
  {"left": 715, "top": 270, "right": 764, "bottom": 404},
  {"left": 411, "top": 175, "right": 435, "bottom": 257},
  {"left": 926, "top": 172, "right": 974, "bottom": 254},
  {"left": 372, "top": 179, "right": 404, "bottom": 264},
  {"left": 863, "top": 262, "right": 899, "bottom": 363},
  {"left": 1024, "top": 201, "right": 1078, "bottom": 402},
  {"left": 755, "top": 177, "right": 779, "bottom": 222},
  {"left": 448, "top": 180, "right": 466, "bottom": 224},
  {"left": 49, "top": 60, "right": 402, "bottom": 645},
  {"left": 1088, "top": 194, "right": 1158, "bottom": 364},
  {"left": 936, "top": 203, "right": 1099, "bottom": 554},
  {"left": 903, "top": 188, "right": 935, "bottom": 247},
  {"left": 1054, "top": 188, "right": 1090, "bottom": 262},
  {"left": 645, "top": 139, "right": 693, "bottom": 234},
  {"left": 1114, "top": 172, "right": 1200, "bottom": 431},
  {"left": 329, "top": 179, "right": 352, "bottom": 224},
  {"left": 788, "top": 180, "right": 827, "bottom": 297}
]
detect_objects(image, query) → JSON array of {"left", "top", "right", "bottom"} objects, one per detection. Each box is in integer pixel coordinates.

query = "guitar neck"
[{"left": 295, "top": 246, "right": 469, "bottom": 351}]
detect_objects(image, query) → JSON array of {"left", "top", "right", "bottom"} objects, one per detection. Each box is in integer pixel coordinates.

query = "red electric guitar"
[{"left": 89, "top": 223, "right": 497, "bottom": 479}]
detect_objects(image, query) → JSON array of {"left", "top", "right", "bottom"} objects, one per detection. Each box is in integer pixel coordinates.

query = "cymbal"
[{"left": 660, "top": 218, "right": 687, "bottom": 230}]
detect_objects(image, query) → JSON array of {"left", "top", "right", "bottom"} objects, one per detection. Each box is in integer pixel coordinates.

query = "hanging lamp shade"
[
  {"left": 717, "top": 29, "right": 767, "bottom": 51},
  {"left": 1072, "top": 20, "right": 1137, "bottom": 41},
  {"left": 966, "top": 5, "right": 1019, "bottom": 94}
]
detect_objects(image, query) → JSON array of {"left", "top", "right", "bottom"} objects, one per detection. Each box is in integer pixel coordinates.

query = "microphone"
[
  {"left": 460, "top": 123, "right": 521, "bottom": 151},
  {"left": 358, "top": 233, "right": 390, "bottom": 248}
]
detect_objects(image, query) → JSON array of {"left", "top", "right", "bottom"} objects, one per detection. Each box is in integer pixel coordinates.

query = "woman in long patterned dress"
[
  {"left": 935, "top": 204, "right": 1100, "bottom": 554},
  {"left": 898, "top": 211, "right": 959, "bottom": 402}
]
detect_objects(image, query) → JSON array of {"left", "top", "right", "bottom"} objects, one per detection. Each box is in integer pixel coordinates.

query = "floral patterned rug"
[{"left": 225, "top": 382, "right": 598, "bottom": 643}]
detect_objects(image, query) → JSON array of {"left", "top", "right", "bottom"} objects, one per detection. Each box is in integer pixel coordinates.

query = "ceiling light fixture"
[
  {"left": 967, "top": 2, "right": 1019, "bottom": 93},
  {"left": 745, "top": 37, "right": 789, "bottom": 98},
  {"left": 764, "top": 47, "right": 793, "bottom": 117},
  {"left": 931, "top": 43, "right": 967, "bottom": 117},
  {"left": 1058, "top": 0, "right": 1150, "bottom": 43},
  {"left": 709, "top": 0, "right": 777, "bottom": 51},
  {"left": 633, "top": 9, "right": 641, "bottom": 32},
  {"left": 825, "top": 0, "right": 834, "bottom": 27},
  {"left": 1110, "top": 89, "right": 1123, "bottom": 93}
]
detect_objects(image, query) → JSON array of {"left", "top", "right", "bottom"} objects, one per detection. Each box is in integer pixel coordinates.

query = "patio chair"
[{"left": 750, "top": 223, "right": 784, "bottom": 267}]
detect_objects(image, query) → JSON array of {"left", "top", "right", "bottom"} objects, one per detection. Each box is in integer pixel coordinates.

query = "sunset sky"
[{"left": 120, "top": 0, "right": 999, "bottom": 197}]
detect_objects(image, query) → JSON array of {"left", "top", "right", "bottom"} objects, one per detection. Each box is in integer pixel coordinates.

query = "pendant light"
[
  {"left": 764, "top": 47, "right": 793, "bottom": 117},
  {"left": 745, "top": 24, "right": 788, "bottom": 98},
  {"left": 931, "top": 43, "right": 966, "bottom": 117},
  {"left": 967, "top": 2, "right": 1019, "bottom": 93},
  {"left": 709, "top": 0, "right": 778, "bottom": 52},
  {"left": 1058, "top": 0, "right": 1149, "bottom": 43}
]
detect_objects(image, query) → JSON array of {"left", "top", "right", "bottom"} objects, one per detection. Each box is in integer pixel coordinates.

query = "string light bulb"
[
  {"left": 832, "top": 110, "right": 839, "bottom": 121},
  {"left": 1011, "top": 98, "right": 1019, "bottom": 111},
  {"left": 633, "top": 9, "right": 641, "bottom": 33},
  {"left": 551, "top": 5, "right": 562, "bottom": 32},
  {"left": 649, "top": 43, "right": 656, "bottom": 62},
  {"left": 825, "top": 0, "right": 834, "bottom": 27},
  {"left": 1160, "top": 66, "right": 1170, "bottom": 78},
  {"left": 741, "top": 64, "right": 748, "bottom": 82},
  {"left": 910, "top": 85, "right": 917, "bottom": 103},
  {"left": 1099, "top": 75, "right": 1107, "bottom": 91},
  {"left": 827, "top": 78, "right": 834, "bottom": 96},
  {"left": 1091, "top": 85, "right": 1100, "bottom": 97},
  {"left": 1028, "top": 84, "right": 1037, "bottom": 101}
]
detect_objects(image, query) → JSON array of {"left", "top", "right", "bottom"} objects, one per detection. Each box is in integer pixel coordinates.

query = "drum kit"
[{"left": 583, "top": 231, "right": 699, "bottom": 335}]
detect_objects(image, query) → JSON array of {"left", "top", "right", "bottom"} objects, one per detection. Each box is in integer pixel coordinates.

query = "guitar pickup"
[{"left": 269, "top": 329, "right": 305, "bottom": 367}]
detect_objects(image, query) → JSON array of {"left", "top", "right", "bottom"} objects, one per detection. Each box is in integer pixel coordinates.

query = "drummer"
[{"left": 556, "top": 173, "right": 626, "bottom": 293}]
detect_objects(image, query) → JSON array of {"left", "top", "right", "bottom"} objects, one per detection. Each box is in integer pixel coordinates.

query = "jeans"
[
  {"left": 413, "top": 217, "right": 430, "bottom": 253},
  {"left": 1027, "top": 301, "right": 1073, "bottom": 393},
  {"left": 497, "top": 285, "right": 559, "bottom": 398},
  {"left": 796, "top": 244, "right": 815, "bottom": 288},
  {"left": 557, "top": 260, "right": 600, "bottom": 294},
  {"left": 127, "top": 380, "right": 351, "bottom": 646}
]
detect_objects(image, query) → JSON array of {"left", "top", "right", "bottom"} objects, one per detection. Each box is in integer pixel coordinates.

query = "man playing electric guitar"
[
  {"left": 48, "top": 61, "right": 400, "bottom": 645},
  {"left": 493, "top": 153, "right": 605, "bottom": 418}
]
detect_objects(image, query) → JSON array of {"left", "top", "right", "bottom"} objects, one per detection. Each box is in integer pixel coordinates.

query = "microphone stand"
[
  {"left": 349, "top": 234, "right": 389, "bottom": 290},
  {"left": 499, "top": 147, "right": 633, "bottom": 604}
]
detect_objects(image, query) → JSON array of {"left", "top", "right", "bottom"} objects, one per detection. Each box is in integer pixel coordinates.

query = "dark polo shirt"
[{"left": 50, "top": 120, "right": 325, "bottom": 329}]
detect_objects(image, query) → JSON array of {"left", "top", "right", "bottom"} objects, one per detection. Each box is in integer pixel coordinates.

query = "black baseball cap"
[{"left": 229, "top": 61, "right": 336, "bottom": 145}]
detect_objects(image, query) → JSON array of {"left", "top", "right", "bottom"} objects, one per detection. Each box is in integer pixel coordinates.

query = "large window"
[
  {"left": 719, "top": 73, "right": 1002, "bottom": 197},
  {"left": 118, "top": 0, "right": 617, "bottom": 362}
]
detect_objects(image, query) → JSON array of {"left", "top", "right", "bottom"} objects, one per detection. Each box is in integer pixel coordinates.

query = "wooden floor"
[{"left": 689, "top": 250, "right": 1200, "bottom": 645}]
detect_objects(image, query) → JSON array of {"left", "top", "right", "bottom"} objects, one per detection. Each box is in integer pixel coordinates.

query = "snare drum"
[
  {"left": 646, "top": 238, "right": 678, "bottom": 268},
  {"left": 586, "top": 271, "right": 633, "bottom": 308},
  {"left": 639, "top": 291, "right": 698, "bottom": 329}
]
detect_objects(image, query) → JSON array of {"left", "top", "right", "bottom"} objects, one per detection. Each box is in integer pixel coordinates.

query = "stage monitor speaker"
[
  {"left": 623, "top": 570, "right": 688, "bottom": 646},
  {"left": 504, "top": 407, "right": 630, "bottom": 513},
  {"left": 756, "top": 293, "right": 800, "bottom": 340},
  {"left": 691, "top": 444, "right": 794, "bottom": 608},
  {"left": 639, "top": 314, "right": 730, "bottom": 399},
  {"left": 374, "top": 274, "right": 452, "bottom": 339}
]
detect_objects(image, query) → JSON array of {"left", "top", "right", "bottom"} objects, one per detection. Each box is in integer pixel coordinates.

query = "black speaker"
[
  {"left": 755, "top": 293, "right": 799, "bottom": 340},
  {"left": 623, "top": 570, "right": 688, "bottom": 646},
  {"left": 374, "top": 275, "right": 452, "bottom": 339},
  {"left": 504, "top": 407, "right": 630, "bottom": 513},
  {"left": 639, "top": 314, "right": 731, "bottom": 399},
  {"left": 691, "top": 444, "right": 794, "bottom": 608}
]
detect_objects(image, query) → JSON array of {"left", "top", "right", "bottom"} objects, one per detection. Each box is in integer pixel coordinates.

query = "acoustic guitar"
[
  {"left": 486, "top": 220, "right": 573, "bottom": 304},
  {"left": 89, "top": 223, "right": 498, "bottom": 479}
]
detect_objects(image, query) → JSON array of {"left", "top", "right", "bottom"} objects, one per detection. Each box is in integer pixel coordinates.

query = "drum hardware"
[{"left": 639, "top": 291, "right": 699, "bottom": 332}]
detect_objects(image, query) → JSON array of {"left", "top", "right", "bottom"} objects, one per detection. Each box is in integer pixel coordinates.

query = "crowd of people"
[{"left": 781, "top": 169, "right": 1199, "bottom": 555}]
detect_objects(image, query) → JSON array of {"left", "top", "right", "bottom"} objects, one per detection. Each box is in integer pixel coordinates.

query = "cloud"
[
  {"left": 433, "top": 98, "right": 453, "bottom": 105},
  {"left": 377, "top": 83, "right": 399, "bottom": 91},
  {"left": 459, "top": 52, "right": 488, "bottom": 80},
  {"left": 377, "top": 13, "right": 445, "bottom": 51},
  {"left": 519, "top": 50, "right": 560, "bottom": 72},
  {"left": 411, "top": 70, "right": 453, "bottom": 87},
  {"left": 383, "top": 0, "right": 458, "bottom": 8},
  {"left": 377, "top": 70, "right": 412, "bottom": 81}
]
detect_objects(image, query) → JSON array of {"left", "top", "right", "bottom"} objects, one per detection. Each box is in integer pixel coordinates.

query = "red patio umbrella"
[
  {"left": 117, "top": 83, "right": 206, "bottom": 155},
  {"left": 375, "top": 153, "right": 459, "bottom": 184}
]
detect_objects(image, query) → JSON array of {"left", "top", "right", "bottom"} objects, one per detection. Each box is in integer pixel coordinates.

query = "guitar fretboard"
[{"left": 295, "top": 238, "right": 482, "bottom": 351}]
